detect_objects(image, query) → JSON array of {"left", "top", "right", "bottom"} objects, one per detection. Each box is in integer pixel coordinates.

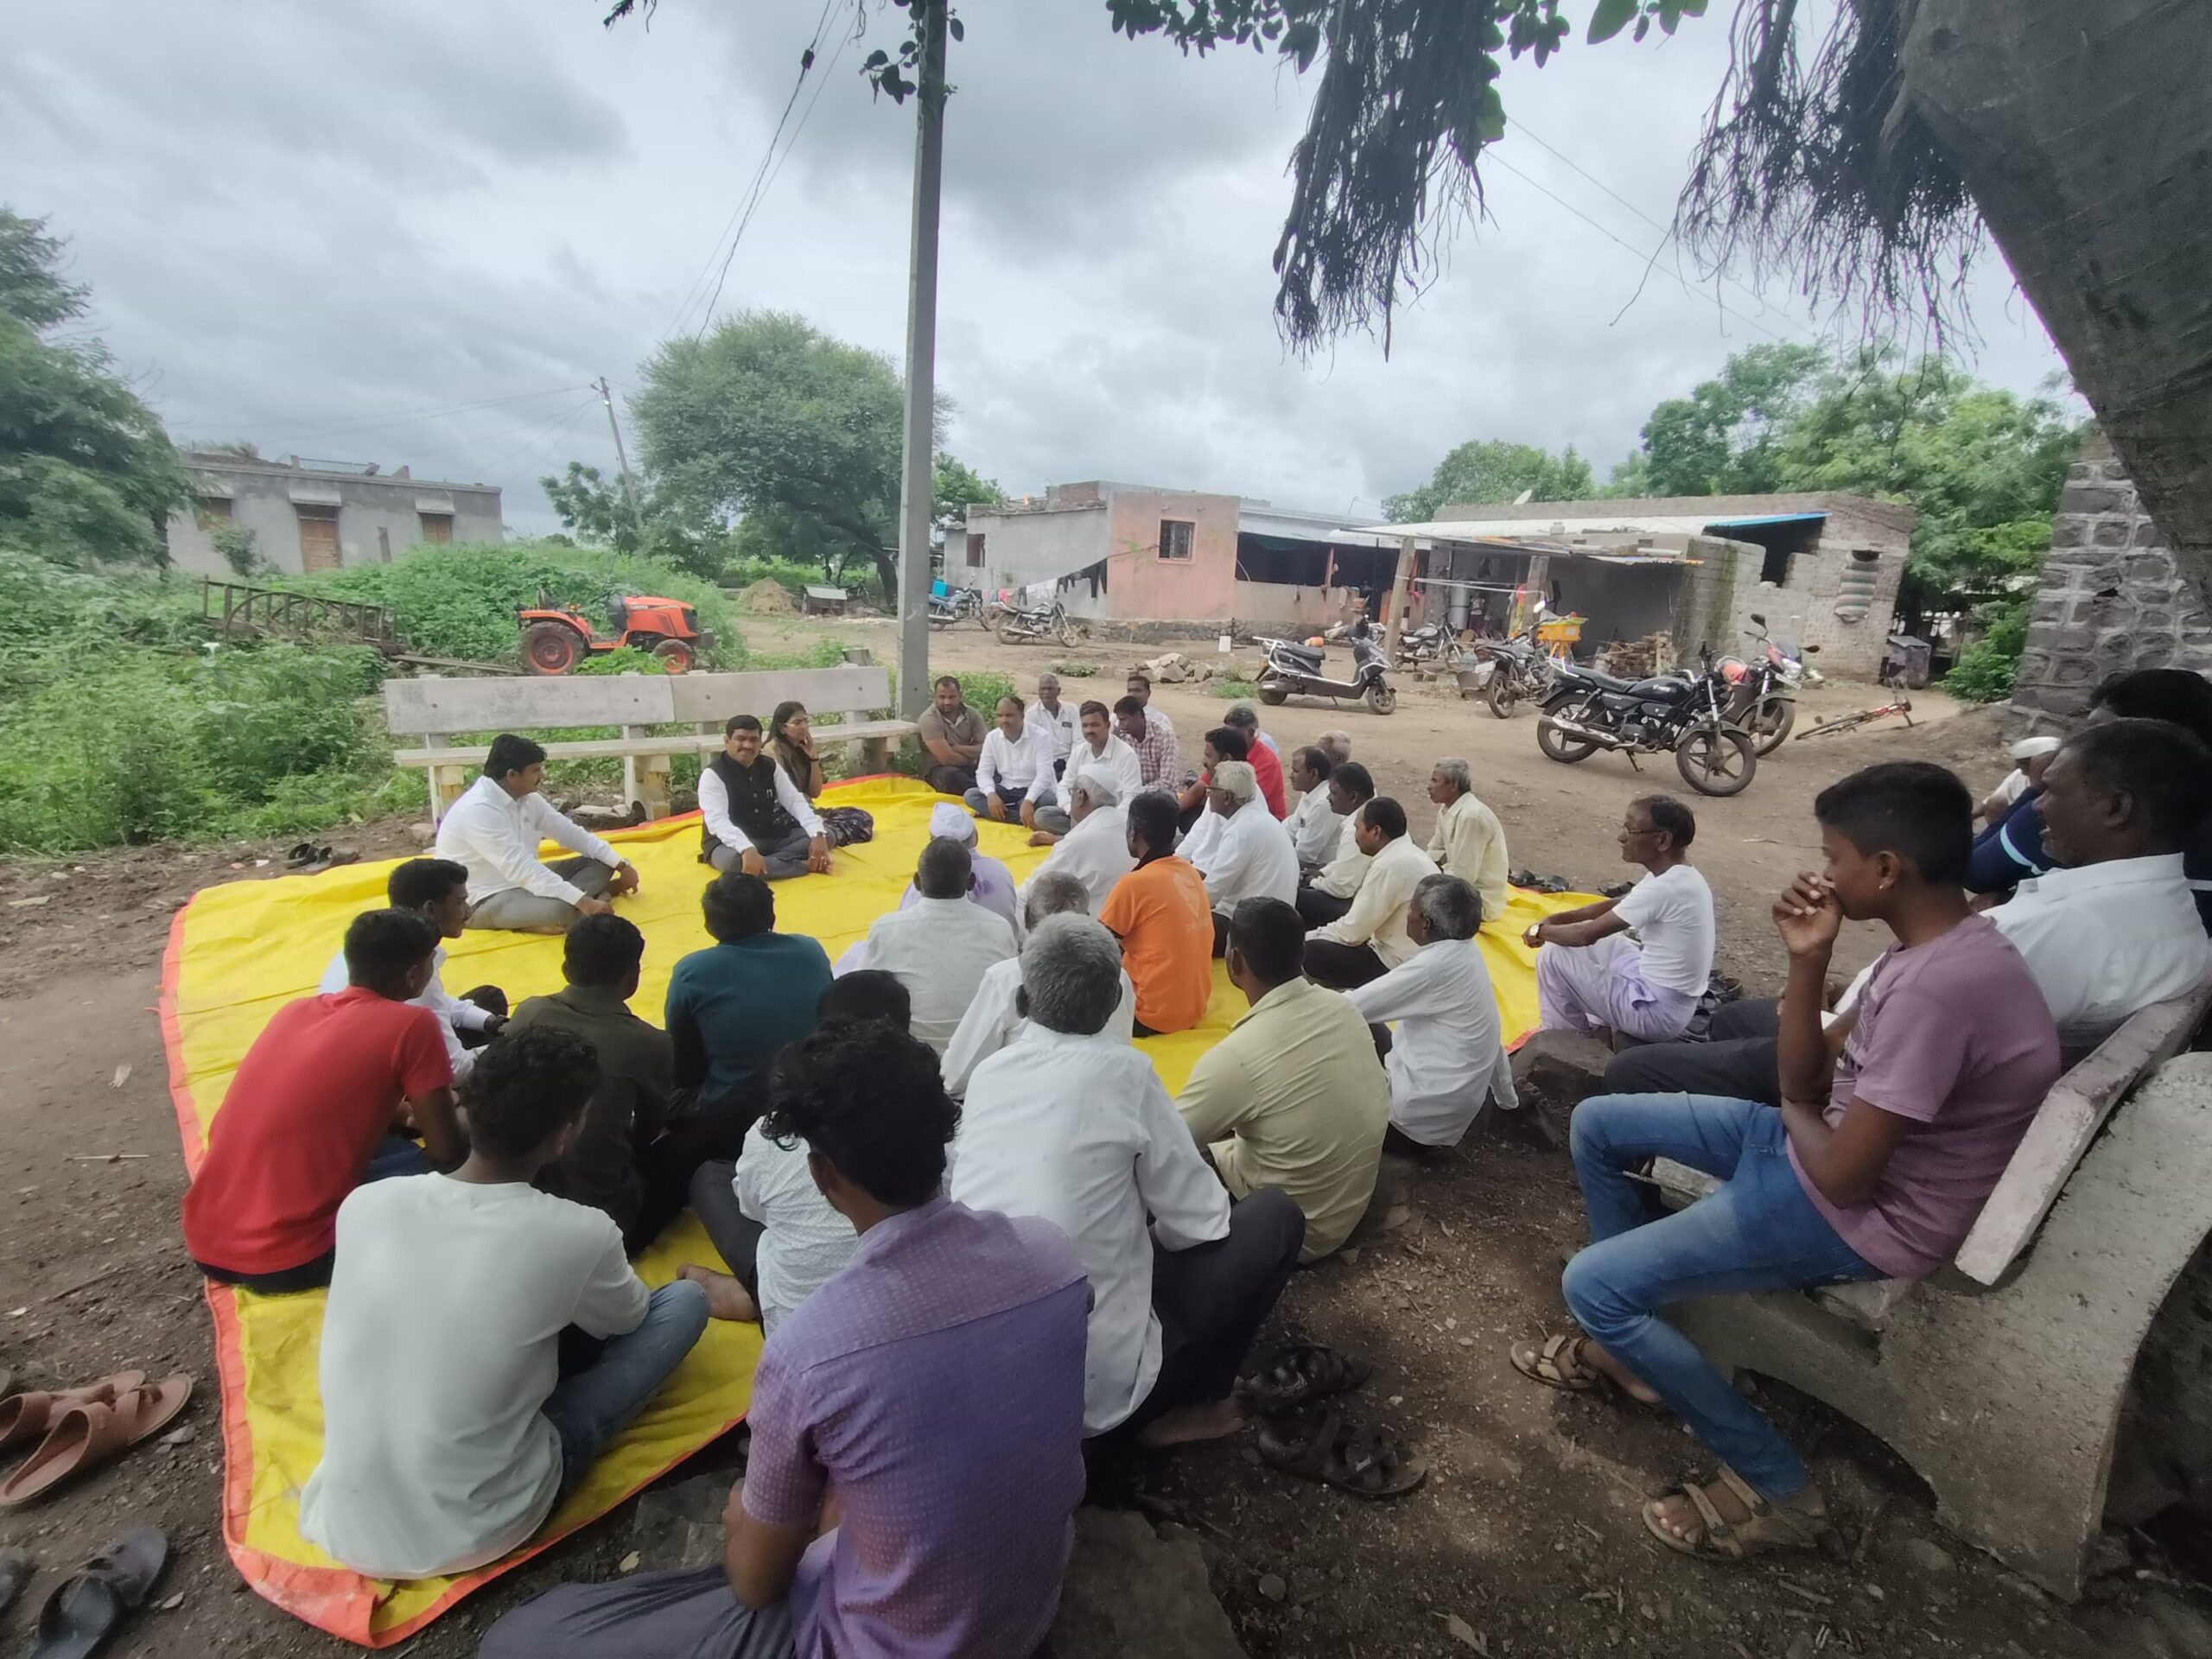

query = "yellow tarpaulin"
[{"left": 159, "top": 775, "right": 1580, "bottom": 1644}]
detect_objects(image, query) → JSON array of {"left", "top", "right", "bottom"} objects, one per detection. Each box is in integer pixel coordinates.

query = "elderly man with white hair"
[
  {"left": 1184, "top": 760, "right": 1300, "bottom": 957},
  {"left": 1348, "top": 873, "right": 1517, "bottom": 1154},
  {"left": 1424, "top": 757, "right": 1510, "bottom": 925},
  {"left": 953, "top": 915, "right": 1306, "bottom": 1446},
  {"left": 1034, "top": 701, "right": 1143, "bottom": 839},
  {"left": 847, "top": 837, "right": 1018, "bottom": 1054},
  {"left": 1020, "top": 771, "right": 1135, "bottom": 914},
  {"left": 942, "top": 872, "right": 1136, "bottom": 1096}
]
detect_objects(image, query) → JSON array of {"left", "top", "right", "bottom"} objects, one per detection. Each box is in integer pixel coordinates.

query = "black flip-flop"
[
  {"left": 31, "top": 1528, "right": 167, "bottom": 1659},
  {"left": 1242, "top": 1341, "right": 1371, "bottom": 1415},
  {"left": 0, "top": 1548, "right": 31, "bottom": 1617},
  {"left": 1256, "top": 1405, "right": 1427, "bottom": 1499}
]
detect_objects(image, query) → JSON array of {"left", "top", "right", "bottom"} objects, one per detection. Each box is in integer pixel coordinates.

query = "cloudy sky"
[{"left": 5, "top": 0, "right": 2071, "bottom": 535}]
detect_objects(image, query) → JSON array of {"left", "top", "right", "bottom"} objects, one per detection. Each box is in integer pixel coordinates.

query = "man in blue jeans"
[
  {"left": 1513, "top": 762, "right": 2059, "bottom": 1561},
  {"left": 301, "top": 1026, "right": 725, "bottom": 1580}
]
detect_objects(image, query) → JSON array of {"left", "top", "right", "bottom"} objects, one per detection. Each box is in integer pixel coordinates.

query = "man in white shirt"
[
  {"left": 1035, "top": 702, "right": 1144, "bottom": 838},
  {"left": 436, "top": 734, "right": 639, "bottom": 934},
  {"left": 1284, "top": 746, "right": 1344, "bottom": 866},
  {"left": 1020, "top": 773, "right": 1135, "bottom": 915},
  {"left": 1605, "top": 719, "right": 2212, "bottom": 1101},
  {"left": 317, "top": 858, "right": 504, "bottom": 1082},
  {"left": 848, "top": 837, "right": 1019, "bottom": 1053},
  {"left": 964, "top": 696, "right": 1059, "bottom": 830},
  {"left": 1425, "top": 757, "right": 1511, "bottom": 925},
  {"left": 943, "top": 873, "right": 1135, "bottom": 1097},
  {"left": 1349, "top": 874, "right": 1517, "bottom": 1154},
  {"left": 952, "top": 916, "right": 1306, "bottom": 1447},
  {"left": 1186, "top": 760, "right": 1299, "bottom": 956},
  {"left": 1295, "top": 761, "right": 1376, "bottom": 928},
  {"left": 697, "top": 714, "right": 832, "bottom": 880},
  {"left": 1029, "top": 672, "right": 1079, "bottom": 774},
  {"left": 1305, "top": 798, "right": 1440, "bottom": 989},
  {"left": 300, "top": 1025, "right": 718, "bottom": 1580},
  {"left": 1529, "top": 794, "right": 1715, "bottom": 1044}
]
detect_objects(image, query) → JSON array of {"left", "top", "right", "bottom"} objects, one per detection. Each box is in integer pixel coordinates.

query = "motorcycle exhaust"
[{"left": 1542, "top": 715, "right": 1628, "bottom": 751}]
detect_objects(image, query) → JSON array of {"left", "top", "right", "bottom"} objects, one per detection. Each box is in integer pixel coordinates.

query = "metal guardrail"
[{"left": 199, "top": 577, "right": 397, "bottom": 645}]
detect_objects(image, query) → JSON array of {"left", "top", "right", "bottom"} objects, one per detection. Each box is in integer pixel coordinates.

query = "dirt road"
[{"left": 0, "top": 616, "right": 2183, "bottom": 1658}]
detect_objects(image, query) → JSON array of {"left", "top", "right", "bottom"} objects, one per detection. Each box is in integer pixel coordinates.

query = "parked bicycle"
[{"left": 1794, "top": 662, "right": 1915, "bottom": 740}]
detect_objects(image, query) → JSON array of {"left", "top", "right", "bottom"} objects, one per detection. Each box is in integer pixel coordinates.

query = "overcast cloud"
[{"left": 3, "top": 0, "right": 2070, "bottom": 535}]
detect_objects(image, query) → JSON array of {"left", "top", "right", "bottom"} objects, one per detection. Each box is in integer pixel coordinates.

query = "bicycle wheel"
[{"left": 1794, "top": 711, "right": 1870, "bottom": 741}]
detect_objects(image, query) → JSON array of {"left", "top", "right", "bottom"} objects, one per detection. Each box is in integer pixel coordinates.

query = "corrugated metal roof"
[
  {"left": 1707, "top": 512, "right": 1828, "bottom": 529},
  {"left": 1351, "top": 511, "right": 1825, "bottom": 540}
]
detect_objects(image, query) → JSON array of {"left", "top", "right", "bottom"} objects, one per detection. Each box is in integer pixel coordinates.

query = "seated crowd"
[{"left": 173, "top": 662, "right": 2212, "bottom": 1652}]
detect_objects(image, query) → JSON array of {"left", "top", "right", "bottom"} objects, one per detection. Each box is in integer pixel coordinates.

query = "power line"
[
  {"left": 1484, "top": 150, "right": 1797, "bottom": 346},
  {"left": 474, "top": 392, "right": 606, "bottom": 482}
]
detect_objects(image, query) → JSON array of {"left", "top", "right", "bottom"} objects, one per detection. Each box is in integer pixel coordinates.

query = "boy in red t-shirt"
[{"left": 184, "top": 908, "right": 467, "bottom": 1294}]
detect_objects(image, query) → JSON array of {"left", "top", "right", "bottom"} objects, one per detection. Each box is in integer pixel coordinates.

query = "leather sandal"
[
  {"left": 1642, "top": 1465, "right": 1832, "bottom": 1562},
  {"left": 30, "top": 1528, "right": 168, "bottom": 1659},
  {"left": 0, "top": 1376, "right": 192, "bottom": 1510},
  {"left": 0, "top": 1373, "right": 148, "bottom": 1453}
]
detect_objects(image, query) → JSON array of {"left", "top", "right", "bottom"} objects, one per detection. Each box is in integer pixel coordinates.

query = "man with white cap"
[
  {"left": 1020, "top": 772, "right": 1135, "bottom": 915},
  {"left": 1185, "top": 760, "right": 1299, "bottom": 957},
  {"left": 1975, "top": 734, "right": 2061, "bottom": 830}
]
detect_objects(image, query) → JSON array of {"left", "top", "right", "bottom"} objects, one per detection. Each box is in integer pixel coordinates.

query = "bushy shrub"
[
  {"left": 1942, "top": 600, "right": 2028, "bottom": 704},
  {"left": 572, "top": 646, "right": 669, "bottom": 677}
]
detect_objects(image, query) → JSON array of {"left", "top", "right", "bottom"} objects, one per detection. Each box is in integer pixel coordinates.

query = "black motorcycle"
[{"left": 1535, "top": 647, "right": 1758, "bottom": 797}]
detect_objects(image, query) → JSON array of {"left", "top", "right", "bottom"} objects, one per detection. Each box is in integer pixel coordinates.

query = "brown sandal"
[
  {"left": 0, "top": 1375, "right": 192, "bottom": 1509},
  {"left": 0, "top": 1372, "right": 147, "bottom": 1453},
  {"left": 1510, "top": 1333, "right": 1604, "bottom": 1393},
  {"left": 1642, "top": 1465, "right": 1831, "bottom": 1562}
]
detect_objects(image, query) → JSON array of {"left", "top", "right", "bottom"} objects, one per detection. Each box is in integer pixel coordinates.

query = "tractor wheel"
[
  {"left": 653, "top": 639, "right": 696, "bottom": 674},
  {"left": 524, "top": 622, "right": 584, "bottom": 675}
]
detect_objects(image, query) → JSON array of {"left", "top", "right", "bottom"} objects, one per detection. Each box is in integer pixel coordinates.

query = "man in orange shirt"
[{"left": 1101, "top": 792, "right": 1215, "bottom": 1037}]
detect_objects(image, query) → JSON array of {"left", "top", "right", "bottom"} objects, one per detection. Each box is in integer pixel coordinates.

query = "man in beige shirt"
[
  {"left": 1176, "top": 897, "right": 1389, "bottom": 1262},
  {"left": 1425, "top": 758, "right": 1510, "bottom": 925}
]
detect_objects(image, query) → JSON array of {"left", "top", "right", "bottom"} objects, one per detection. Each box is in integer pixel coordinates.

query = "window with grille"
[{"left": 1159, "top": 519, "right": 1194, "bottom": 562}]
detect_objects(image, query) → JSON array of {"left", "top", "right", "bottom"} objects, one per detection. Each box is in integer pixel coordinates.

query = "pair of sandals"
[
  {"left": 285, "top": 842, "right": 359, "bottom": 874},
  {"left": 1241, "top": 1342, "right": 1427, "bottom": 1500},
  {"left": 1, "top": 1529, "right": 169, "bottom": 1659},
  {"left": 0, "top": 1370, "right": 194, "bottom": 1509},
  {"left": 1510, "top": 1333, "right": 1831, "bottom": 1561}
]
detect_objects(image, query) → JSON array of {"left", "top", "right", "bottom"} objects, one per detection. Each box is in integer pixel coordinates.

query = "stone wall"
[{"left": 2012, "top": 435, "right": 2212, "bottom": 728}]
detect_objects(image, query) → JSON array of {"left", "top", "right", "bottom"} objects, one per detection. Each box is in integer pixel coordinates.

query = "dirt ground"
[{"left": 0, "top": 615, "right": 2197, "bottom": 1657}]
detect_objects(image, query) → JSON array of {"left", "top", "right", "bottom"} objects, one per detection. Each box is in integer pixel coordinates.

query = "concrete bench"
[
  {"left": 1648, "top": 973, "right": 2212, "bottom": 1597},
  {"left": 383, "top": 664, "right": 914, "bottom": 823}
]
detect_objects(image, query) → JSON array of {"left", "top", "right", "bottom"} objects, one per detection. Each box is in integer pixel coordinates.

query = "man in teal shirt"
[{"left": 664, "top": 871, "right": 832, "bottom": 1156}]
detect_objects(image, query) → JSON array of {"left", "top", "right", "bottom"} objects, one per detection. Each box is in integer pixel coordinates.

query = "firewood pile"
[{"left": 1599, "top": 632, "right": 1675, "bottom": 678}]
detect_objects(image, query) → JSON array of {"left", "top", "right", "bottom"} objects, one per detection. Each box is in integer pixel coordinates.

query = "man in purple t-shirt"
[
  {"left": 1507, "top": 761, "right": 2058, "bottom": 1565},
  {"left": 482, "top": 1019, "right": 1091, "bottom": 1659}
]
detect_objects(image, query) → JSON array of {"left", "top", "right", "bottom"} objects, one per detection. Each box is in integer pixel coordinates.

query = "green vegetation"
[
  {"left": 1051, "top": 661, "right": 1098, "bottom": 677},
  {"left": 1942, "top": 601, "right": 2030, "bottom": 704},
  {"left": 1385, "top": 441, "right": 1598, "bottom": 522},
  {"left": 1209, "top": 677, "right": 1260, "bottom": 700}
]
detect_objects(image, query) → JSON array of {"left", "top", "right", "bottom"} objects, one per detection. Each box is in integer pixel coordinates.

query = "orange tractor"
[{"left": 518, "top": 593, "right": 710, "bottom": 675}]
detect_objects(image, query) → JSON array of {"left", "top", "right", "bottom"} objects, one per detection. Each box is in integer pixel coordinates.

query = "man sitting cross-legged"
[
  {"left": 666, "top": 872, "right": 834, "bottom": 1158},
  {"left": 435, "top": 734, "right": 640, "bottom": 933},
  {"left": 700, "top": 714, "right": 835, "bottom": 880},
  {"left": 1295, "top": 761, "right": 1376, "bottom": 928},
  {"left": 686, "top": 975, "right": 911, "bottom": 1334},
  {"left": 849, "top": 836, "right": 1019, "bottom": 1054},
  {"left": 316, "top": 857, "right": 505, "bottom": 1083},
  {"left": 183, "top": 908, "right": 466, "bottom": 1295},
  {"left": 954, "top": 915, "right": 1306, "bottom": 1446},
  {"left": 300, "top": 1026, "right": 715, "bottom": 1581},
  {"left": 964, "top": 695, "right": 1060, "bottom": 829},
  {"left": 483, "top": 1019, "right": 1092, "bottom": 1659},
  {"left": 1303, "top": 798, "right": 1439, "bottom": 991},
  {"left": 1020, "top": 772, "right": 1135, "bottom": 915},
  {"left": 1099, "top": 790, "right": 1216, "bottom": 1037},
  {"left": 1528, "top": 794, "right": 1714, "bottom": 1045},
  {"left": 1348, "top": 874, "right": 1517, "bottom": 1157},
  {"left": 510, "top": 913, "right": 683, "bottom": 1255},
  {"left": 943, "top": 872, "right": 1135, "bottom": 1096},
  {"left": 1034, "top": 700, "right": 1142, "bottom": 839},
  {"left": 1424, "top": 757, "right": 1510, "bottom": 926},
  {"left": 1284, "top": 746, "right": 1343, "bottom": 867},
  {"left": 1605, "top": 716, "right": 2212, "bottom": 1109},
  {"left": 1512, "top": 762, "right": 2061, "bottom": 1562},
  {"left": 1176, "top": 898, "right": 1389, "bottom": 1262},
  {"left": 1185, "top": 760, "right": 1300, "bottom": 957}
]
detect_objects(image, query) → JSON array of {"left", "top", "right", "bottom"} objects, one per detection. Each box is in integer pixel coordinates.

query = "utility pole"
[
  {"left": 893, "top": 3, "right": 949, "bottom": 718},
  {"left": 594, "top": 376, "right": 648, "bottom": 543}
]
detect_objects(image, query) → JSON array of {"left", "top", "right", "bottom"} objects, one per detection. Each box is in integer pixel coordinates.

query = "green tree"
[
  {"left": 932, "top": 453, "right": 1004, "bottom": 525},
  {"left": 0, "top": 210, "right": 188, "bottom": 568},
  {"left": 633, "top": 311, "right": 943, "bottom": 601},
  {"left": 1385, "top": 440, "right": 1595, "bottom": 522},
  {"left": 539, "top": 460, "right": 734, "bottom": 580},
  {"left": 1633, "top": 342, "right": 1827, "bottom": 498}
]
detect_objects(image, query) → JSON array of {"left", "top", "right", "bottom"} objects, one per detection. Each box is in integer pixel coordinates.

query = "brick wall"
[{"left": 2012, "top": 435, "right": 2212, "bottom": 728}]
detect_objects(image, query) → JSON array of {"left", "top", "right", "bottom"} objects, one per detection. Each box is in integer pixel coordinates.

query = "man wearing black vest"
[{"left": 699, "top": 715, "right": 834, "bottom": 880}]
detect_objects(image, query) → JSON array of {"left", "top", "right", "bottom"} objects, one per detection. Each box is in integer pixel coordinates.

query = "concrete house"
[{"left": 168, "top": 451, "right": 504, "bottom": 578}]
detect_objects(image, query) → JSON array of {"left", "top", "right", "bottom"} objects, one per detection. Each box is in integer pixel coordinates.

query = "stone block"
[
  {"left": 1047, "top": 1510, "right": 1245, "bottom": 1659},
  {"left": 2134, "top": 519, "right": 2171, "bottom": 548},
  {"left": 1510, "top": 1029, "right": 1615, "bottom": 1147},
  {"left": 2101, "top": 459, "right": 2134, "bottom": 482},
  {"left": 2093, "top": 519, "right": 2132, "bottom": 547},
  {"left": 2126, "top": 551, "right": 2177, "bottom": 582},
  {"left": 2050, "top": 518, "right": 2090, "bottom": 549},
  {"left": 2062, "top": 486, "right": 2125, "bottom": 516}
]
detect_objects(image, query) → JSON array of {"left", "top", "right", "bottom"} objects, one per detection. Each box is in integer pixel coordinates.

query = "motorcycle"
[
  {"left": 1255, "top": 631, "right": 1396, "bottom": 715},
  {"left": 1463, "top": 627, "right": 1556, "bottom": 719},
  {"left": 1717, "top": 613, "right": 1821, "bottom": 754},
  {"left": 993, "top": 597, "right": 1080, "bottom": 647},
  {"left": 1393, "top": 621, "right": 1463, "bottom": 671},
  {"left": 927, "top": 587, "right": 988, "bottom": 630},
  {"left": 1535, "top": 645, "right": 1758, "bottom": 797}
]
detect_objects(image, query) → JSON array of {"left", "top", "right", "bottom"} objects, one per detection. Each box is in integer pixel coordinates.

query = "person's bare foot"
[
  {"left": 1136, "top": 1396, "right": 1249, "bottom": 1449},
  {"left": 1647, "top": 1475, "right": 1754, "bottom": 1545},
  {"left": 1573, "top": 1336, "right": 1664, "bottom": 1406},
  {"left": 678, "top": 1264, "right": 760, "bottom": 1324}
]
